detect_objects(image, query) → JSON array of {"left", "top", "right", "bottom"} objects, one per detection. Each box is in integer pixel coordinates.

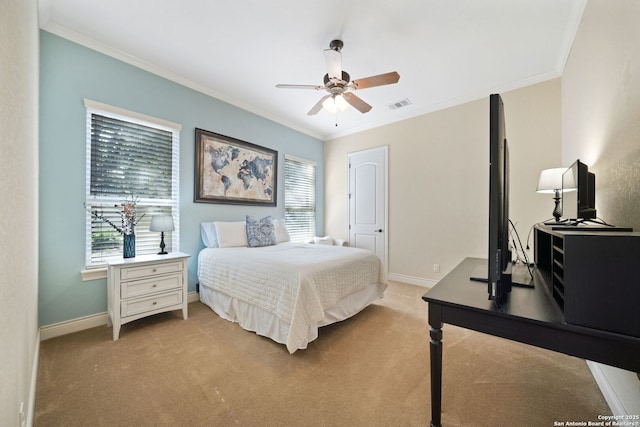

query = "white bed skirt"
[{"left": 199, "top": 281, "right": 385, "bottom": 353}]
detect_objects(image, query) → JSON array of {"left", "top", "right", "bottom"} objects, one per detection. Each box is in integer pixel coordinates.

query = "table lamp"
[
  {"left": 536, "top": 168, "right": 567, "bottom": 223},
  {"left": 149, "top": 214, "right": 174, "bottom": 255}
]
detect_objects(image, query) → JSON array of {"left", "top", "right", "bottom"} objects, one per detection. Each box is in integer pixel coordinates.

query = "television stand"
[
  {"left": 469, "top": 277, "right": 534, "bottom": 289},
  {"left": 423, "top": 257, "right": 640, "bottom": 427},
  {"left": 469, "top": 262, "right": 534, "bottom": 289}
]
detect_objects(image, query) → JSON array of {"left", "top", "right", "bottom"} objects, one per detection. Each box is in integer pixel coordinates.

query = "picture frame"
[{"left": 194, "top": 128, "right": 277, "bottom": 206}]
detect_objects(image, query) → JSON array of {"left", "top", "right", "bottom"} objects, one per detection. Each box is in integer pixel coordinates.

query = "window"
[
  {"left": 85, "top": 99, "right": 181, "bottom": 267},
  {"left": 284, "top": 154, "right": 316, "bottom": 242}
]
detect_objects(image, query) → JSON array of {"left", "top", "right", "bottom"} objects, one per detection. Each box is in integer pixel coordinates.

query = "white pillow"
[
  {"left": 272, "top": 218, "right": 290, "bottom": 243},
  {"left": 214, "top": 221, "right": 248, "bottom": 248},
  {"left": 313, "top": 235, "right": 333, "bottom": 246},
  {"left": 200, "top": 222, "right": 219, "bottom": 247}
]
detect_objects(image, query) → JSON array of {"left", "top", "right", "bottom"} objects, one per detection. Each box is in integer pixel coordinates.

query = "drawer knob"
[
  {"left": 152, "top": 268, "right": 157, "bottom": 272},
  {"left": 153, "top": 301, "right": 157, "bottom": 305},
  {"left": 152, "top": 284, "right": 157, "bottom": 288}
]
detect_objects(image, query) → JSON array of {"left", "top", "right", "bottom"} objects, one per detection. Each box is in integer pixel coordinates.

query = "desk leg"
[{"left": 429, "top": 323, "right": 443, "bottom": 427}]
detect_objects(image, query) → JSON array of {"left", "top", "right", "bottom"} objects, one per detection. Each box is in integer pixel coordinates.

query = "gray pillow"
[{"left": 246, "top": 215, "right": 277, "bottom": 247}]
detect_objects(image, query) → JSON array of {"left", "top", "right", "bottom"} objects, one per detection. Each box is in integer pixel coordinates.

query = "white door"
[{"left": 348, "top": 146, "right": 388, "bottom": 280}]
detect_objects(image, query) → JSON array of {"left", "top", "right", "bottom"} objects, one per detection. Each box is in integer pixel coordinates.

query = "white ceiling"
[{"left": 39, "top": 0, "right": 586, "bottom": 141}]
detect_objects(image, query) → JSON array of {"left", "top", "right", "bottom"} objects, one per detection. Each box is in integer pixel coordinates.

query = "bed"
[{"left": 197, "top": 218, "right": 386, "bottom": 353}]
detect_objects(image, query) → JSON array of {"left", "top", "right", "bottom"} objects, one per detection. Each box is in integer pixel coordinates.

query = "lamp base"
[
  {"left": 157, "top": 231, "right": 168, "bottom": 255},
  {"left": 552, "top": 190, "right": 563, "bottom": 222}
]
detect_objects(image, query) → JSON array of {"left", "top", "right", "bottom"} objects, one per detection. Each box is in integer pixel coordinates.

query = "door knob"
[{"left": 375, "top": 229, "right": 383, "bottom": 233}]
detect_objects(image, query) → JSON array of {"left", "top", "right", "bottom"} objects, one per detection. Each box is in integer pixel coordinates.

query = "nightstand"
[{"left": 106, "top": 252, "right": 190, "bottom": 340}]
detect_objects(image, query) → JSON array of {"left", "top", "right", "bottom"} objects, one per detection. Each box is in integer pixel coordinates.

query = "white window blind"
[
  {"left": 85, "top": 100, "right": 181, "bottom": 267},
  {"left": 284, "top": 155, "right": 316, "bottom": 242}
]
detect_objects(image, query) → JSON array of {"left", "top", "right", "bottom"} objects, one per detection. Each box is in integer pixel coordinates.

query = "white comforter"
[{"left": 198, "top": 242, "right": 386, "bottom": 352}]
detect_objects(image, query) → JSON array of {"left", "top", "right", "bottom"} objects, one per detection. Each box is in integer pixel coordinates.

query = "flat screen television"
[
  {"left": 487, "top": 93, "right": 512, "bottom": 303},
  {"left": 561, "top": 159, "right": 596, "bottom": 222}
]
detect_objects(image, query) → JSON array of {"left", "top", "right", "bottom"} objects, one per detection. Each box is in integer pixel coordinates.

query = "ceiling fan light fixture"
[{"left": 322, "top": 94, "right": 349, "bottom": 113}]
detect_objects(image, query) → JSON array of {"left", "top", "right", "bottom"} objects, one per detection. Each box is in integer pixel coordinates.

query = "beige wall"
[
  {"left": 0, "top": 0, "right": 40, "bottom": 424},
  {"left": 562, "top": 0, "right": 640, "bottom": 231},
  {"left": 561, "top": 0, "right": 640, "bottom": 412},
  {"left": 325, "top": 79, "right": 561, "bottom": 282}
]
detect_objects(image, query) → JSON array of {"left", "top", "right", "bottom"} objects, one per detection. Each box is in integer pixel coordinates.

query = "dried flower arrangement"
[{"left": 86, "top": 194, "right": 145, "bottom": 236}]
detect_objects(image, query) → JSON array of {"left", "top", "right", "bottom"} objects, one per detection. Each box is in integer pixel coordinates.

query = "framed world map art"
[{"left": 194, "top": 128, "right": 277, "bottom": 206}]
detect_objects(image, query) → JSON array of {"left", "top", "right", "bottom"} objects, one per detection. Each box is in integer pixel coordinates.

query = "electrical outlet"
[{"left": 433, "top": 264, "right": 440, "bottom": 273}]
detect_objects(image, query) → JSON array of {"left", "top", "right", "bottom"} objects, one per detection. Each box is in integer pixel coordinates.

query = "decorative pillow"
[
  {"left": 214, "top": 221, "right": 248, "bottom": 248},
  {"left": 200, "top": 222, "right": 219, "bottom": 247},
  {"left": 272, "top": 218, "right": 290, "bottom": 243},
  {"left": 313, "top": 235, "right": 333, "bottom": 245},
  {"left": 246, "top": 215, "right": 277, "bottom": 247}
]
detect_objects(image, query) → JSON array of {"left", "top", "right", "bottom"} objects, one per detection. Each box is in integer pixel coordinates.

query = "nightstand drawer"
[
  {"left": 120, "top": 261, "right": 183, "bottom": 280},
  {"left": 121, "top": 274, "right": 182, "bottom": 299},
  {"left": 121, "top": 290, "right": 183, "bottom": 318}
]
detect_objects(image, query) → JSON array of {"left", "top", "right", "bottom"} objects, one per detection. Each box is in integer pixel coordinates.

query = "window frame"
[{"left": 84, "top": 99, "right": 181, "bottom": 268}]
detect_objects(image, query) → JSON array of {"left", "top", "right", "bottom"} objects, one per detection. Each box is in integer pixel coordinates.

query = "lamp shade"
[
  {"left": 536, "top": 168, "right": 567, "bottom": 193},
  {"left": 149, "top": 214, "right": 175, "bottom": 232}
]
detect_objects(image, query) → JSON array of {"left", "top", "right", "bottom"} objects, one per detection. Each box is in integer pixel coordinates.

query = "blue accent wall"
[{"left": 39, "top": 31, "right": 324, "bottom": 326}]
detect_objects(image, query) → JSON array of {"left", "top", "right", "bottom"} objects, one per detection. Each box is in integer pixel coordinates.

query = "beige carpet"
[{"left": 34, "top": 281, "right": 609, "bottom": 426}]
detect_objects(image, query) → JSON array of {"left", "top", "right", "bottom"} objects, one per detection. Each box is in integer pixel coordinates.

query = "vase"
[{"left": 123, "top": 233, "right": 136, "bottom": 258}]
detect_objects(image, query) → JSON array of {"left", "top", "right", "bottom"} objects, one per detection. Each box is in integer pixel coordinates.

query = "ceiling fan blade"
[
  {"left": 276, "top": 84, "right": 325, "bottom": 90},
  {"left": 351, "top": 71, "right": 400, "bottom": 90},
  {"left": 343, "top": 92, "right": 372, "bottom": 113},
  {"left": 308, "top": 95, "right": 331, "bottom": 116},
  {"left": 324, "top": 48, "right": 342, "bottom": 80}
]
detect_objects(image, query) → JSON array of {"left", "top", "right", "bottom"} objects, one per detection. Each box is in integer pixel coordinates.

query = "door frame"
[{"left": 346, "top": 145, "right": 389, "bottom": 282}]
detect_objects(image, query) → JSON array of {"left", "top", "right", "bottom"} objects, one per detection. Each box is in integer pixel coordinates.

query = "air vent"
[{"left": 388, "top": 98, "right": 412, "bottom": 110}]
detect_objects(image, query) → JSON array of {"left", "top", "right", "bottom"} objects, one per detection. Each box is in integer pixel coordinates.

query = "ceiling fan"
[{"left": 276, "top": 39, "right": 400, "bottom": 116}]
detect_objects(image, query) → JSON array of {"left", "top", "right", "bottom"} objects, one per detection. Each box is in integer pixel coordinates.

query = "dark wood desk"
[{"left": 422, "top": 257, "right": 640, "bottom": 427}]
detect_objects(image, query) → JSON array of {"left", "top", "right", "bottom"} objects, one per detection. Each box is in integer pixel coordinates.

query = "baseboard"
[
  {"left": 187, "top": 291, "right": 200, "bottom": 304},
  {"left": 26, "top": 330, "right": 40, "bottom": 427},
  {"left": 587, "top": 360, "right": 640, "bottom": 415},
  {"left": 388, "top": 273, "right": 437, "bottom": 288},
  {"left": 40, "top": 311, "right": 109, "bottom": 341},
  {"left": 40, "top": 291, "right": 201, "bottom": 341}
]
